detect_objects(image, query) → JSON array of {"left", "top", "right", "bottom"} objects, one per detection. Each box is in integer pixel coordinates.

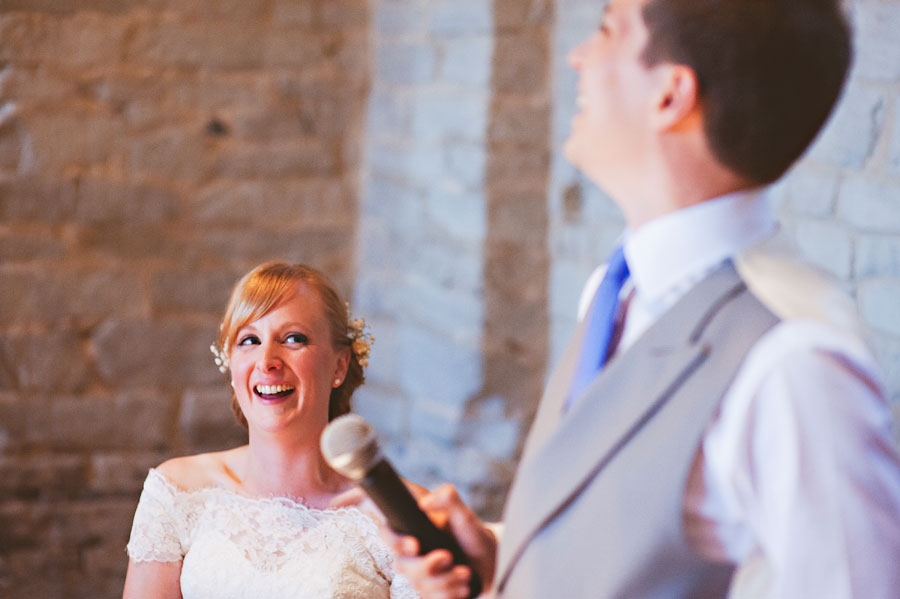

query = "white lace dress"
[{"left": 126, "top": 469, "right": 419, "bottom": 599}]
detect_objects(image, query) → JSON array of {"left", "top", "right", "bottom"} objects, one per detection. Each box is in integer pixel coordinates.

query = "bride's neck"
[{"left": 239, "top": 435, "right": 345, "bottom": 504}]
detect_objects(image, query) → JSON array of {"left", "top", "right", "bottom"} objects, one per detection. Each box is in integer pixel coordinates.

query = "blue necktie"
[{"left": 564, "top": 244, "right": 630, "bottom": 411}]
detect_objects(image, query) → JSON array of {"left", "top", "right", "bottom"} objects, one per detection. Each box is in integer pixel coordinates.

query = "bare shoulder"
[{"left": 156, "top": 447, "right": 247, "bottom": 492}]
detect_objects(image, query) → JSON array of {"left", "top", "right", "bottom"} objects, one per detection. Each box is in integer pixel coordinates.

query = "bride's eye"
[
  {"left": 284, "top": 333, "right": 308, "bottom": 344},
  {"left": 237, "top": 335, "right": 260, "bottom": 346}
]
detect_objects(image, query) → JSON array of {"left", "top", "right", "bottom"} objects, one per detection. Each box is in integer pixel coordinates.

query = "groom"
[{"left": 387, "top": 0, "right": 900, "bottom": 597}]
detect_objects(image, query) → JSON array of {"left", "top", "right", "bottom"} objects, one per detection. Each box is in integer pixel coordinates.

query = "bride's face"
[{"left": 229, "top": 283, "right": 350, "bottom": 435}]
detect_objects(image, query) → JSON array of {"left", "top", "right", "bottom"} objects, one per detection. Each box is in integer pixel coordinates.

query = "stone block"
[
  {"left": 193, "top": 178, "right": 348, "bottom": 227},
  {"left": 262, "top": 31, "right": 331, "bottom": 69},
  {"left": 89, "top": 452, "right": 168, "bottom": 496},
  {"left": 850, "top": 2, "right": 900, "bottom": 82},
  {"left": 127, "top": 21, "right": 265, "bottom": 70},
  {"left": 451, "top": 446, "right": 495, "bottom": 486},
  {"left": 782, "top": 167, "right": 840, "bottom": 217},
  {"left": 486, "top": 144, "right": 549, "bottom": 186},
  {"left": 0, "top": 0, "right": 139, "bottom": 14},
  {"left": 794, "top": 220, "right": 852, "bottom": 279},
  {"left": 837, "top": 176, "right": 900, "bottom": 232},
  {"left": 442, "top": 36, "right": 493, "bottom": 87},
  {"left": 191, "top": 226, "right": 352, "bottom": 275},
  {"left": 128, "top": 128, "right": 212, "bottom": 184},
  {"left": 364, "top": 175, "right": 427, "bottom": 230},
  {"left": 856, "top": 234, "right": 900, "bottom": 279},
  {"left": 0, "top": 13, "right": 129, "bottom": 68},
  {"left": 151, "top": 268, "right": 241, "bottom": 314},
  {"left": 0, "top": 328, "right": 94, "bottom": 392},
  {"left": 0, "top": 64, "right": 73, "bottom": 107},
  {"left": 167, "top": 71, "right": 270, "bottom": 112},
  {"left": 353, "top": 220, "right": 401, "bottom": 280},
  {"left": 73, "top": 176, "right": 181, "bottom": 224},
  {"left": 366, "top": 90, "right": 413, "bottom": 138},
  {"left": 858, "top": 278, "right": 900, "bottom": 337},
  {"left": 396, "top": 277, "right": 484, "bottom": 343},
  {"left": 0, "top": 116, "right": 21, "bottom": 170},
  {"left": 411, "top": 91, "right": 489, "bottom": 143},
  {"left": 467, "top": 407, "right": 521, "bottom": 462},
  {"left": 488, "top": 95, "right": 550, "bottom": 145},
  {"left": 53, "top": 499, "right": 139, "bottom": 574},
  {"left": 408, "top": 398, "right": 466, "bottom": 444},
  {"left": 444, "top": 141, "right": 488, "bottom": 191},
  {"left": 375, "top": 41, "right": 437, "bottom": 85},
  {"left": 21, "top": 110, "right": 125, "bottom": 172},
  {"left": 147, "top": 0, "right": 272, "bottom": 20},
  {"left": 0, "top": 227, "right": 66, "bottom": 261},
  {"left": 493, "top": 32, "right": 549, "bottom": 95},
  {"left": 73, "top": 223, "right": 191, "bottom": 261},
  {"left": 398, "top": 323, "right": 482, "bottom": 407},
  {"left": 424, "top": 189, "right": 487, "bottom": 243},
  {"left": 228, "top": 105, "right": 310, "bottom": 140},
  {"left": 212, "top": 139, "right": 338, "bottom": 178},
  {"left": 3, "top": 390, "right": 173, "bottom": 451},
  {"left": 494, "top": 0, "right": 552, "bottom": 29},
  {"left": 429, "top": 0, "right": 492, "bottom": 36},
  {"left": 373, "top": 0, "right": 428, "bottom": 36},
  {"left": 488, "top": 188, "right": 549, "bottom": 247},
  {"left": 272, "top": 0, "right": 316, "bottom": 26},
  {"left": 0, "top": 269, "right": 144, "bottom": 326},
  {"left": 890, "top": 97, "right": 900, "bottom": 176},
  {"left": 319, "top": 0, "right": 370, "bottom": 28},
  {"left": 351, "top": 382, "right": 410, "bottom": 439},
  {"left": 91, "top": 317, "right": 221, "bottom": 387},
  {"left": 808, "top": 85, "right": 885, "bottom": 169},
  {"left": 178, "top": 387, "right": 248, "bottom": 452},
  {"left": 0, "top": 454, "right": 88, "bottom": 501},
  {"left": 368, "top": 141, "right": 444, "bottom": 185},
  {"left": 407, "top": 238, "right": 483, "bottom": 294}
]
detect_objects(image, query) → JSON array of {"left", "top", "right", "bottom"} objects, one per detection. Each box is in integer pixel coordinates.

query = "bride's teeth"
[{"left": 256, "top": 384, "right": 294, "bottom": 394}]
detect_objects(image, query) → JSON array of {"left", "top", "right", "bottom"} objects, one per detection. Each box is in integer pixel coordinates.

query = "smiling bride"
[{"left": 122, "top": 261, "right": 418, "bottom": 599}]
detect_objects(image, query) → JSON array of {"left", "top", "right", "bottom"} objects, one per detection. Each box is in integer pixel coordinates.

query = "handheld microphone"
[{"left": 321, "top": 414, "right": 483, "bottom": 598}]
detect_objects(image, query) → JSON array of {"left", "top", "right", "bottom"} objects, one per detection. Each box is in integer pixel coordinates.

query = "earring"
[{"left": 333, "top": 378, "right": 342, "bottom": 387}]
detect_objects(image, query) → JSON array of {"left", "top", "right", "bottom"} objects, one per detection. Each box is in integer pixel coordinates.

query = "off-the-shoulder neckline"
[{"left": 146, "top": 467, "right": 363, "bottom": 516}]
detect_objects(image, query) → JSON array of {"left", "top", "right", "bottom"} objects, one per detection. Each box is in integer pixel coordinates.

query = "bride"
[{"left": 123, "top": 261, "right": 418, "bottom": 599}]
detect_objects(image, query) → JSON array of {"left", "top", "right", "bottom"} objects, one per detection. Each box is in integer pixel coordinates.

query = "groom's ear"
[{"left": 651, "top": 63, "right": 701, "bottom": 132}]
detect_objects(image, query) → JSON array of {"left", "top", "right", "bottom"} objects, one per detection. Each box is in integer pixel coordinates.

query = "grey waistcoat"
[{"left": 495, "top": 262, "right": 780, "bottom": 599}]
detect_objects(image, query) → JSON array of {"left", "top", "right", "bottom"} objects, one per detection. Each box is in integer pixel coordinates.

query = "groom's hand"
[{"left": 388, "top": 483, "right": 497, "bottom": 599}]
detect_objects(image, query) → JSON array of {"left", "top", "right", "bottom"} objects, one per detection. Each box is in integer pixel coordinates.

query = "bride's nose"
[{"left": 257, "top": 344, "right": 283, "bottom": 372}]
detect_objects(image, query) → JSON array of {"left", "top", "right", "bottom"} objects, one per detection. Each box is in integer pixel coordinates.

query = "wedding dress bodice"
[{"left": 126, "top": 469, "right": 418, "bottom": 599}]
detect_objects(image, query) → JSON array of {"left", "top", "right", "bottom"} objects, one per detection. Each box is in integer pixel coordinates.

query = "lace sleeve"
[
  {"left": 352, "top": 510, "right": 420, "bottom": 599},
  {"left": 126, "top": 469, "right": 185, "bottom": 563}
]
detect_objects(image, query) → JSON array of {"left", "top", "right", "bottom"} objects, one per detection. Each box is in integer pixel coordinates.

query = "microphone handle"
[{"left": 360, "top": 459, "right": 484, "bottom": 598}]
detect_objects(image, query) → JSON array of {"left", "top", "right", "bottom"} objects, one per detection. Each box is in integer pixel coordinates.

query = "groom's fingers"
[
  {"left": 394, "top": 548, "right": 472, "bottom": 599},
  {"left": 419, "top": 484, "right": 497, "bottom": 587}
]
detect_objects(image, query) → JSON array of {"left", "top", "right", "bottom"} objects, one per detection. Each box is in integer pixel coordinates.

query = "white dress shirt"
[{"left": 577, "top": 189, "right": 900, "bottom": 598}]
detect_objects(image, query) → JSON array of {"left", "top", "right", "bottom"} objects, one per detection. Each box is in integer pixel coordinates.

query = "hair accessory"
[
  {"left": 210, "top": 343, "right": 229, "bottom": 374},
  {"left": 347, "top": 313, "right": 374, "bottom": 370}
]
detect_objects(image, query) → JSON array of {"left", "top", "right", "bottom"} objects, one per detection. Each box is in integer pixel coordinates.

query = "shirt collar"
[{"left": 623, "top": 188, "right": 776, "bottom": 302}]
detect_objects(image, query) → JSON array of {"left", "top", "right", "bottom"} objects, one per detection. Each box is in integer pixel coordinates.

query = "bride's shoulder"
[{"left": 156, "top": 447, "right": 247, "bottom": 492}]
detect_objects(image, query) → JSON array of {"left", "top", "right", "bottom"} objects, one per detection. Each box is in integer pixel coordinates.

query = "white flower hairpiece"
[
  {"left": 210, "top": 343, "right": 229, "bottom": 374},
  {"left": 348, "top": 313, "right": 374, "bottom": 370}
]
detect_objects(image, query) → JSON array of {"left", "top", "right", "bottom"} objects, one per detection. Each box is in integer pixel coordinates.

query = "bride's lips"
[{"left": 253, "top": 384, "right": 296, "bottom": 401}]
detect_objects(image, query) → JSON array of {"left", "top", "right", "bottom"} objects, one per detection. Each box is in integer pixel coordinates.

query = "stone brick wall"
[
  {"left": 548, "top": 0, "right": 900, "bottom": 431},
  {"left": 0, "top": 1, "right": 369, "bottom": 596}
]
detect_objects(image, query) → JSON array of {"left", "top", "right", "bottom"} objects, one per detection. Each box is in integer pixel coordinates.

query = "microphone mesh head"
[{"left": 320, "top": 414, "right": 382, "bottom": 480}]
